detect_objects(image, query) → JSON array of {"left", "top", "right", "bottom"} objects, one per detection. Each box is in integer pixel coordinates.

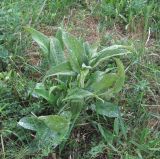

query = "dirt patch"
[
  {"left": 63, "top": 13, "right": 100, "bottom": 43},
  {"left": 39, "top": 24, "right": 57, "bottom": 37}
]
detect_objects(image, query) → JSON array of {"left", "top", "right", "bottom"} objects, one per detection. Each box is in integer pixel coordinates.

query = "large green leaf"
[
  {"left": 18, "top": 114, "right": 70, "bottom": 133},
  {"left": 93, "top": 101, "right": 119, "bottom": 117},
  {"left": 83, "top": 42, "right": 91, "bottom": 59},
  {"left": 83, "top": 42, "right": 97, "bottom": 60},
  {"left": 55, "top": 28, "right": 64, "bottom": 50},
  {"left": 90, "top": 73, "right": 117, "bottom": 93},
  {"left": 90, "top": 45, "right": 131, "bottom": 67},
  {"left": 33, "top": 83, "right": 55, "bottom": 103},
  {"left": 64, "top": 88, "right": 94, "bottom": 101},
  {"left": 83, "top": 42, "right": 99, "bottom": 59},
  {"left": 18, "top": 116, "right": 45, "bottom": 131},
  {"left": 78, "top": 65, "right": 90, "bottom": 88},
  {"left": 86, "top": 71, "right": 104, "bottom": 86},
  {"left": 89, "top": 58, "right": 125, "bottom": 95},
  {"left": 18, "top": 114, "right": 70, "bottom": 148},
  {"left": 44, "top": 61, "right": 75, "bottom": 79},
  {"left": 49, "top": 37, "right": 65, "bottom": 65},
  {"left": 62, "top": 31, "right": 87, "bottom": 72},
  {"left": 39, "top": 115, "right": 70, "bottom": 133},
  {"left": 112, "top": 58, "right": 125, "bottom": 93},
  {"left": 26, "top": 27, "right": 50, "bottom": 55},
  {"left": 39, "top": 114, "right": 70, "bottom": 143}
]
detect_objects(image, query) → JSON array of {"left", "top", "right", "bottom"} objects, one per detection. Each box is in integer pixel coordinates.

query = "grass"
[{"left": 0, "top": 0, "right": 160, "bottom": 159}]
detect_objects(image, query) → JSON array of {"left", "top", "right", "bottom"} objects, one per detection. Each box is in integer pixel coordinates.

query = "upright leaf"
[
  {"left": 118, "top": 108, "right": 127, "bottom": 140},
  {"left": 26, "top": 27, "right": 50, "bottom": 55},
  {"left": 62, "top": 31, "right": 87, "bottom": 72},
  {"left": 78, "top": 66, "right": 90, "bottom": 88},
  {"left": 49, "top": 37, "right": 65, "bottom": 65},
  {"left": 83, "top": 42, "right": 91, "bottom": 59},
  {"left": 56, "top": 28, "right": 64, "bottom": 50},
  {"left": 112, "top": 58, "right": 125, "bottom": 93},
  {"left": 83, "top": 42, "right": 99, "bottom": 59}
]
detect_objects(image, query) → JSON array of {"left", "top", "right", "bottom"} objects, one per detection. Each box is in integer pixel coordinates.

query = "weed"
[{"left": 17, "top": 27, "right": 131, "bottom": 156}]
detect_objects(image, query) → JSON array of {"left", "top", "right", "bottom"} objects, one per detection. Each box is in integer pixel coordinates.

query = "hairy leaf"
[
  {"left": 90, "top": 73, "right": 117, "bottom": 93},
  {"left": 26, "top": 27, "right": 50, "bottom": 55},
  {"left": 62, "top": 31, "right": 87, "bottom": 72},
  {"left": 39, "top": 115, "right": 70, "bottom": 133},
  {"left": 44, "top": 62, "right": 75, "bottom": 79},
  {"left": 56, "top": 28, "right": 64, "bottom": 50},
  {"left": 33, "top": 83, "right": 55, "bottom": 103},
  {"left": 93, "top": 101, "right": 119, "bottom": 117},
  {"left": 18, "top": 116, "right": 44, "bottom": 131},
  {"left": 78, "top": 66, "right": 90, "bottom": 88},
  {"left": 50, "top": 37, "right": 65, "bottom": 65},
  {"left": 83, "top": 42, "right": 98, "bottom": 59},
  {"left": 64, "top": 88, "right": 94, "bottom": 101},
  {"left": 18, "top": 114, "right": 70, "bottom": 149},
  {"left": 90, "top": 45, "right": 131, "bottom": 67},
  {"left": 112, "top": 58, "right": 125, "bottom": 93}
]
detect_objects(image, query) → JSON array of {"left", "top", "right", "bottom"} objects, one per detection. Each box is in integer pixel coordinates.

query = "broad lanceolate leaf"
[
  {"left": 83, "top": 42, "right": 91, "bottom": 59},
  {"left": 86, "top": 71, "right": 104, "bottom": 87},
  {"left": 62, "top": 31, "right": 87, "bottom": 72},
  {"left": 38, "top": 114, "right": 70, "bottom": 146},
  {"left": 49, "top": 37, "right": 65, "bottom": 65},
  {"left": 33, "top": 83, "right": 55, "bottom": 103},
  {"left": 90, "top": 45, "right": 131, "bottom": 67},
  {"left": 39, "top": 115, "right": 70, "bottom": 133},
  {"left": 112, "top": 58, "right": 125, "bottom": 93},
  {"left": 18, "top": 116, "right": 44, "bottom": 131},
  {"left": 18, "top": 114, "right": 70, "bottom": 148},
  {"left": 64, "top": 88, "right": 94, "bottom": 101},
  {"left": 26, "top": 27, "right": 50, "bottom": 55},
  {"left": 83, "top": 42, "right": 99, "bottom": 59},
  {"left": 89, "top": 58, "right": 125, "bottom": 95},
  {"left": 56, "top": 28, "right": 64, "bottom": 50},
  {"left": 93, "top": 101, "right": 119, "bottom": 117},
  {"left": 44, "top": 61, "right": 76, "bottom": 79},
  {"left": 78, "top": 66, "right": 90, "bottom": 88},
  {"left": 90, "top": 73, "right": 117, "bottom": 93}
]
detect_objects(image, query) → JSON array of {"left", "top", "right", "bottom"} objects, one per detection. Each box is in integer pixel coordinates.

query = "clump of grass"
[{"left": 89, "top": 0, "right": 160, "bottom": 39}]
